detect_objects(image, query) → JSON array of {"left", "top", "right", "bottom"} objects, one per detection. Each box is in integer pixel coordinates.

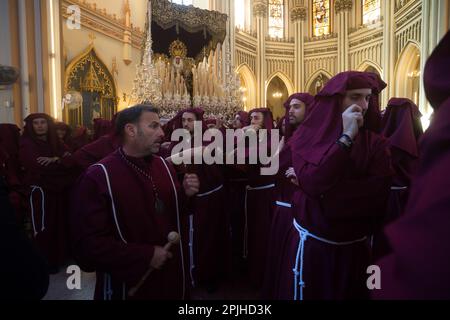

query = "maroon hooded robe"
[
  {"left": 224, "top": 111, "right": 250, "bottom": 273},
  {"left": 280, "top": 72, "right": 393, "bottom": 300},
  {"left": 92, "top": 118, "right": 113, "bottom": 141},
  {"left": 166, "top": 108, "right": 229, "bottom": 289},
  {"left": 0, "top": 124, "right": 25, "bottom": 221},
  {"left": 70, "top": 149, "right": 190, "bottom": 300},
  {"left": 242, "top": 108, "right": 277, "bottom": 289},
  {"left": 71, "top": 126, "right": 91, "bottom": 152},
  {"left": 262, "top": 93, "right": 315, "bottom": 299},
  {"left": 18, "top": 113, "right": 72, "bottom": 269},
  {"left": 381, "top": 98, "right": 423, "bottom": 223},
  {"left": 373, "top": 31, "right": 450, "bottom": 300},
  {"left": 71, "top": 118, "right": 121, "bottom": 172}
]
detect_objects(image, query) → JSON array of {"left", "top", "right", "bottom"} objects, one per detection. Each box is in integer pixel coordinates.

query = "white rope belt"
[
  {"left": 103, "top": 273, "right": 113, "bottom": 300},
  {"left": 391, "top": 186, "right": 408, "bottom": 191},
  {"left": 196, "top": 184, "right": 224, "bottom": 198},
  {"left": 243, "top": 183, "right": 276, "bottom": 259},
  {"left": 188, "top": 214, "right": 196, "bottom": 287},
  {"left": 30, "top": 185, "right": 45, "bottom": 237},
  {"left": 275, "top": 201, "right": 292, "bottom": 208},
  {"left": 292, "top": 218, "right": 368, "bottom": 300}
]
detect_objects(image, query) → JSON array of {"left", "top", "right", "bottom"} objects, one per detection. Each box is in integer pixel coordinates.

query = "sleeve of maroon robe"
[
  {"left": 293, "top": 143, "right": 353, "bottom": 197},
  {"left": 19, "top": 139, "right": 72, "bottom": 189},
  {"left": 373, "top": 153, "right": 450, "bottom": 299},
  {"left": 0, "top": 176, "right": 49, "bottom": 299},
  {"left": 70, "top": 167, "right": 155, "bottom": 285},
  {"left": 294, "top": 136, "right": 393, "bottom": 219}
]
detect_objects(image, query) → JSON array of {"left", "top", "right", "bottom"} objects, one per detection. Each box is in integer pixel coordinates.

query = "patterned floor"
[{"left": 43, "top": 264, "right": 259, "bottom": 300}]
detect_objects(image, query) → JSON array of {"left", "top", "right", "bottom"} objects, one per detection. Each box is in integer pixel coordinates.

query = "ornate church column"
[
  {"left": 291, "top": 4, "right": 307, "bottom": 91},
  {"left": 335, "top": 0, "right": 352, "bottom": 72},
  {"left": 253, "top": 0, "right": 268, "bottom": 107},
  {"left": 381, "top": 0, "right": 395, "bottom": 107},
  {"left": 18, "top": 0, "right": 31, "bottom": 118},
  {"left": 419, "top": 0, "right": 449, "bottom": 115},
  {"left": 122, "top": 0, "right": 132, "bottom": 65}
]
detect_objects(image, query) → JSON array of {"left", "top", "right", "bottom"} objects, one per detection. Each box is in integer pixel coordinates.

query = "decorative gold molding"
[
  {"left": 236, "top": 39, "right": 257, "bottom": 53},
  {"left": 61, "top": 0, "right": 144, "bottom": 49},
  {"left": 64, "top": 44, "right": 117, "bottom": 98},
  {"left": 266, "top": 50, "right": 295, "bottom": 56},
  {"left": 335, "top": 0, "right": 353, "bottom": 14},
  {"left": 396, "top": 3, "right": 422, "bottom": 29},
  {"left": 64, "top": 44, "right": 118, "bottom": 124},
  {"left": 253, "top": 2, "right": 268, "bottom": 18},
  {"left": 349, "top": 31, "right": 383, "bottom": 48},
  {"left": 291, "top": 6, "right": 307, "bottom": 22},
  {"left": 304, "top": 47, "right": 338, "bottom": 55}
]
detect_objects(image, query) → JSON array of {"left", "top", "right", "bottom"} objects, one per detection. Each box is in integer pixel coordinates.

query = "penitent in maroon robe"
[
  {"left": 71, "top": 134, "right": 121, "bottom": 172},
  {"left": 0, "top": 124, "right": 25, "bottom": 221},
  {"left": 19, "top": 114, "right": 72, "bottom": 269},
  {"left": 242, "top": 108, "right": 277, "bottom": 290},
  {"left": 371, "top": 98, "right": 424, "bottom": 261},
  {"left": 279, "top": 72, "right": 393, "bottom": 300},
  {"left": 381, "top": 98, "right": 423, "bottom": 223},
  {"left": 373, "top": 31, "right": 450, "bottom": 300},
  {"left": 166, "top": 108, "right": 229, "bottom": 289},
  {"left": 262, "top": 93, "right": 314, "bottom": 299},
  {"left": 223, "top": 111, "right": 250, "bottom": 274},
  {"left": 70, "top": 148, "right": 190, "bottom": 300}
]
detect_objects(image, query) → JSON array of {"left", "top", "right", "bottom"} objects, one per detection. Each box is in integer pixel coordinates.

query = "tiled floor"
[
  {"left": 43, "top": 268, "right": 96, "bottom": 300},
  {"left": 43, "top": 265, "right": 259, "bottom": 300}
]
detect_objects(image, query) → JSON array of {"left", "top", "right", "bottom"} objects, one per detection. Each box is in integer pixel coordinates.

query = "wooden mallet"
[{"left": 128, "top": 231, "right": 180, "bottom": 297}]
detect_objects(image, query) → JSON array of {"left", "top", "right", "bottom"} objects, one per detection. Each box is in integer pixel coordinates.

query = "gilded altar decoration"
[
  {"left": 132, "top": 0, "right": 243, "bottom": 120},
  {"left": 64, "top": 45, "right": 118, "bottom": 128}
]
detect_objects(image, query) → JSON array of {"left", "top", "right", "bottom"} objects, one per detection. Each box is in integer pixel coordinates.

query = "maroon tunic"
[
  {"left": 19, "top": 114, "right": 72, "bottom": 269},
  {"left": 262, "top": 93, "right": 314, "bottom": 299},
  {"left": 373, "top": 30, "right": 450, "bottom": 300},
  {"left": 165, "top": 108, "right": 229, "bottom": 288},
  {"left": 223, "top": 111, "right": 251, "bottom": 275},
  {"left": 70, "top": 149, "right": 190, "bottom": 300},
  {"left": 281, "top": 72, "right": 393, "bottom": 300},
  {"left": 0, "top": 124, "right": 25, "bottom": 221},
  {"left": 242, "top": 108, "right": 277, "bottom": 289},
  {"left": 381, "top": 98, "right": 423, "bottom": 223},
  {"left": 71, "top": 134, "right": 121, "bottom": 171}
]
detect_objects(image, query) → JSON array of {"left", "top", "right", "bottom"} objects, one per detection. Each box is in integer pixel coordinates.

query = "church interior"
[
  {"left": 1, "top": 0, "right": 450, "bottom": 302},
  {"left": 2, "top": 0, "right": 448, "bottom": 128}
]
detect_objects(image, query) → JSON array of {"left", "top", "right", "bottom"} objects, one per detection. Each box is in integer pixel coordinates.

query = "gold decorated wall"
[
  {"left": 234, "top": 0, "right": 450, "bottom": 122},
  {"left": 61, "top": 0, "right": 148, "bottom": 115}
]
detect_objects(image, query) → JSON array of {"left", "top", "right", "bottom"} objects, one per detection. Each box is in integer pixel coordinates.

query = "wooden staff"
[{"left": 128, "top": 232, "right": 180, "bottom": 297}]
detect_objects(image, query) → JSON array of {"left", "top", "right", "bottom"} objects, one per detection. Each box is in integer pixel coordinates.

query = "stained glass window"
[
  {"left": 362, "top": 0, "right": 381, "bottom": 24},
  {"left": 269, "top": 0, "right": 284, "bottom": 38},
  {"left": 235, "top": 0, "right": 245, "bottom": 29},
  {"left": 313, "top": 0, "right": 330, "bottom": 37}
]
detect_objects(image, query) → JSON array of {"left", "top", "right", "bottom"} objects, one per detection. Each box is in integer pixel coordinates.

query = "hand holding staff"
[{"left": 128, "top": 232, "right": 180, "bottom": 297}]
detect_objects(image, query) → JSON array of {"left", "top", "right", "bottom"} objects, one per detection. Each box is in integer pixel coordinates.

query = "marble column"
[
  {"left": 291, "top": 5, "right": 307, "bottom": 91},
  {"left": 253, "top": 0, "right": 267, "bottom": 107}
]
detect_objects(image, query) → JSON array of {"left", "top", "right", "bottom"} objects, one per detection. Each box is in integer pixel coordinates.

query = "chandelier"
[{"left": 131, "top": 1, "right": 162, "bottom": 106}]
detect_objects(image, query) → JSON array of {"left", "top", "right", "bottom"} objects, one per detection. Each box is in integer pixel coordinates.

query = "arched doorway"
[
  {"left": 306, "top": 72, "right": 331, "bottom": 95},
  {"left": 394, "top": 43, "right": 421, "bottom": 105},
  {"left": 64, "top": 45, "right": 118, "bottom": 129},
  {"left": 266, "top": 75, "right": 289, "bottom": 121},
  {"left": 236, "top": 64, "right": 257, "bottom": 111}
]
